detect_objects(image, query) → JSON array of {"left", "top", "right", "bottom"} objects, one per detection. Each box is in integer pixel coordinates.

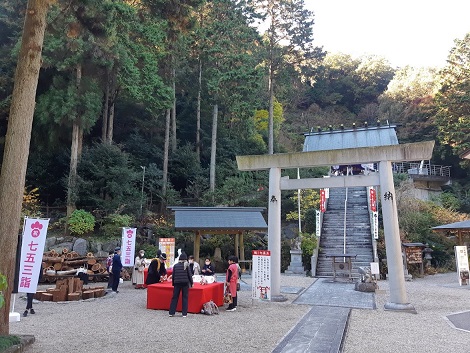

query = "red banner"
[
  {"left": 320, "top": 189, "right": 326, "bottom": 213},
  {"left": 370, "top": 188, "right": 377, "bottom": 212}
]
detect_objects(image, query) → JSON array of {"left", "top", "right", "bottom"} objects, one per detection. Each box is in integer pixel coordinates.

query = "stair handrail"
[{"left": 343, "top": 168, "right": 352, "bottom": 261}]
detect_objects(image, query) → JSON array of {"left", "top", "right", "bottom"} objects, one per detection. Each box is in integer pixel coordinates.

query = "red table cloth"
[{"left": 147, "top": 281, "right": 224, "bottom": 313}]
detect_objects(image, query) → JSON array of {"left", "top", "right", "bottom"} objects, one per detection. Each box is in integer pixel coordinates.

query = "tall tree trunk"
[
  {"left": 209, "top": 104, "right": 218, "bottom": 196},
  {"left": 268, "top": 63, "right": 274, "bottom": 155},
  {"left": 162, "top": 109, "right": 171, "bottom": 198},
  {"left": 0, "top": 0, "right": 49, "bottom": 335},
  {"left": 66, "top": 64, "right": 82, "bottom": 220},
  {"left": 171, "top": 64, "right": 177, "bottom": 152},
  {"left": 106, "top": 100, "right": 115, "bottom": 143},
  {"left": 101, "top": 69, "right": 109, "bottom": 142},
  {"left": 196, "top": 57, "right": 202, "bottom": 163}
]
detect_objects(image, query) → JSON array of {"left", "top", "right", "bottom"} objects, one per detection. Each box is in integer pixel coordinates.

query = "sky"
[{"left": 305, "top": 1, "right": 470, "bottom": 68}]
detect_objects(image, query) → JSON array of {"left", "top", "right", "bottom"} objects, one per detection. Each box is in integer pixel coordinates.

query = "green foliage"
[
  {"left": 100, "top": 214, "right": 134, "bottom": 238},
  {"left": 300, "top": 232, "right": 318, "bottom": 270},
  {"left": 76, "top": 143, "right": 141, "bottom": 214},
  {"left": 138, "top": 244, "right": 159, "bottom": 259},
  {"left": 0, "top": 335, "right": 20, "bottom": 351},
  {"left": 286, "top": 189, "right": 320, "bottom": 222},
  {"left": 0, "top": 272, "right": 7, "bottom": 309},
  {"left": 68, "top": 209, "right": 95, "bottom": 236},
  {"left": 22, "top": 187, "right": 42, "bottom": 219},
  {"left": 435, "top": 33, "right": 470, "bottom": 159}
]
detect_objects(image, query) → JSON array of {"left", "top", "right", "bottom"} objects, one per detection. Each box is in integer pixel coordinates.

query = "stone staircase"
[{"left": 316, "top": 187, "right": 374, "bottom": 278}]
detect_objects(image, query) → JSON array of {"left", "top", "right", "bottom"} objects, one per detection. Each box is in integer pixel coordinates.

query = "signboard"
[
  {"left": 121, "top": 227, "right": 137, "bottom": 267},
  {"left": 404, "top": 246, "right": 423, "bottom": 264},
  {"left": 252, "top": 250, "right": 271, "bottom": 301},
  {"left": 369, "top": 187, "right": 377, "bottom": 212},
  {"left": 18, "top": 218, "right": 50, "bottom": 293},
  {"left": 159, "top": 238, "right": 175, "bottom": 269},
  {"left": 319, "top": 190, "right": 325, "bottom": 212},
  {"left": 372, "top": 211, "right": 378, "bottom": 239},
  {"left": 455, "top": 246, "right": 469, "bottom": 286}
]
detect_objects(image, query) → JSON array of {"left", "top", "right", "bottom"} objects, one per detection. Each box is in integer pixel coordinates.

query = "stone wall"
[{"left": 45, "top": 236, "right": 121, "bottom": 258}]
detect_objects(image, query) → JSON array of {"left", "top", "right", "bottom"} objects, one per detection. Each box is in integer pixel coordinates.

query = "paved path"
[{"left": 272, "top": 278, "right": 376, "bottom": 353}]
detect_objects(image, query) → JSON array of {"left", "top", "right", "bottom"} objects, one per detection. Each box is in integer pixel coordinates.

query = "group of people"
[{"left": 108, "top": 247, "right": 239, "bottom": 316}]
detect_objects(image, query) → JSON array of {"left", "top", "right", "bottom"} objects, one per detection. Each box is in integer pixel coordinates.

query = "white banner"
[
  {"left": 252, "top": 250, "right": 271, "bottom": 301},
  {"left": 121, "top": 227, "right": 137, "bottom": 267},
  {"left": 372, "top": 211, "right": 378, "bottom": 239},
  {"left": 18, "top": 218, "right": 50, "bottom": 293},
  {"left": 455, "top": 246, "right": 469, "bottom": 286},
  {"left": 316, "top": 210, "right": 321, "bottom": 237}
]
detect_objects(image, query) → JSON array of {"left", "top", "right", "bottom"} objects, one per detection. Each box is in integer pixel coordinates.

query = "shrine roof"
[
  {"left": 303, "top": 125, "right": 398, "bottom": 152},
  {"left": 168, "top": 207, "right": 268, "bottom": 233},
  {"left": 432, "top": 220, "right": 470, "bottom": 230}
]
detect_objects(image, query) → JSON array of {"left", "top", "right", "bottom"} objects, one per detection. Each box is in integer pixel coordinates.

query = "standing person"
[
  {"left": 146, "top": 253, "right": 167, "bottom": 285},
  {"left": 201, "top": 257, "right": 215, "bottom": 276},
  {"left": 23, "top": 264, "right": 42, "bottom": 317},
  {"left": 111, "top": 247, "right": 123, "bottom": 293},
  {"left": 188, "top": 255, "right": 201, "bottom": 275},
  {"left": 133, "top": 250, "right": 147, "bottom": 289},
  {"left": 225, "top": 256, "right": 239, "bottom": 312},
  {"left": 106, "top": 251, "right": 114, "bottom": 290},
  {"left": 169, "top": 253, "right": 193, "bottom": 317}
]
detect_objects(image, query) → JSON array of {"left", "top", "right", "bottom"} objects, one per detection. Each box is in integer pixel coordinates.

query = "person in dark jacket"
[
  {"left": 169, "top": 253, "right": 193, "bottom": 317},
  {"left": 146, "top": 253, "right": 167, "bottom": 285},
  {"left": 111, "top": 247, "right": 123, "bottom": 293},
  {"left": 201, "top": 257, "right": 215, "bottom": 276}
]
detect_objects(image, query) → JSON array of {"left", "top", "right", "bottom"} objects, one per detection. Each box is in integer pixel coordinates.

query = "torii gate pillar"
[
  {"left": 268, "top": 167, "right": 285, "bottom": 301},
  {"left": 379, "top": 161, "right": 416, "bottom": 312}
]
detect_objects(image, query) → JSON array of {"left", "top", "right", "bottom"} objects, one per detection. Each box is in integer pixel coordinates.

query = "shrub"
[
  {"left": 101, "top": 214, "right": 134, "bottom": 237},
  {"left": 67, "top": 209, "right": 95, "bottom": 235},
  {"left": 0, "top": 335, "right": 21, "bottom": 350},
  {"left": 300, "top": 232, "right": 318, "bottom": 270}
]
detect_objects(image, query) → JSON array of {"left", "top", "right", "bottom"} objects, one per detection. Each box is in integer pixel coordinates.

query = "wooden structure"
[
  {"left": 432, "top": 220, "right": 470, "bottom": 246},
  {"left": 168, "top": 207, "right": 268, "bottom": 265}
]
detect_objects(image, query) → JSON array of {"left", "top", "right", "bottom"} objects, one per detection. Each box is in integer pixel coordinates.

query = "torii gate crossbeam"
[{"left": 237, "top": 141, "right": 435, "bottom": 313}]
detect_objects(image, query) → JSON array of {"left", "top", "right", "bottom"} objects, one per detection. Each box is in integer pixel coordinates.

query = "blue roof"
[
  {"left": 168, "top": 207, "right": 268, "bottom": 232},
  {"left": 303, "top": 125, "right": 398, "bottom": 152}
]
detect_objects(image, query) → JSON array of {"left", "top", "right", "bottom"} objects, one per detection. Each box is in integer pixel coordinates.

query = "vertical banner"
[
  {"left": 18, "top": 218, "right": 50, "bottom": 293},
  {"left": 315, "top": 210, "right": 321, "bottom": 237},
  {"left": 372, "top": 211, "right": 378, "bottom": 239},
  {"left": 252, "top": 250, "right": 271, "bottom": 301},
  {"left": 121, "top": 227, "right": 136, "bottom": 267},
  {"left": 455, "top": 246, "right": 469, "bottom": 286},
  {"left": 320, "top": 189, "right": 326, "bottom": 213},
  {"left": 369, "top": 187, "right": 377, "bottom": 212},
  {"left": 159, "top": 238, "right": 175, "bottom": 269}
]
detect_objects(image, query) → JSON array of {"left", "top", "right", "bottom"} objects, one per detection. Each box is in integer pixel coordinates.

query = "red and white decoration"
[
  {"left": 252, "top": 250, "right": 271, "bottom": 301},
  {"left": 159, "top": 238, "right": 175, "bottom": 269},
  {"left": 18, "top": 218, "right": 50, "bottom": 293}
]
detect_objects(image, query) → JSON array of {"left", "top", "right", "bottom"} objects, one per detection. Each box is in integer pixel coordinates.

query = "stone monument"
[{"left": 284, "top": 237, "right": 306, "bottom": 275}]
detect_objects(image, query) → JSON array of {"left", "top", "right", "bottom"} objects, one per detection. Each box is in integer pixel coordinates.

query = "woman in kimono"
[{"left": 225, "top": 255, "right": 238, "bottom": 312}]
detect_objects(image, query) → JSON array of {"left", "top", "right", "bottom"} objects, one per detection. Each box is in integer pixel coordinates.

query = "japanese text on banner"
[
  {"left": 159, "top": 238, "right": 175, "bottom": 268},
  {"left": 18, "top": 218, "right": 50, "bottom": 293},
  {"left": 121, "top": 227, "right": 137, "bottom": 267},
  {"left": 252, "top": 250, "right": 271, "bottom": 301}
]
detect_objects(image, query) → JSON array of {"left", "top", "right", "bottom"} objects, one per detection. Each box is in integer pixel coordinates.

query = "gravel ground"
[
  {"left": 343, "top": 272, "right": 470, "bottom": 353},
  {"left": 11, "top": 272, "right": 470, "bottom": 353},
  {"left": 10, "top": 274, "right": 315, "bottom": 353}
]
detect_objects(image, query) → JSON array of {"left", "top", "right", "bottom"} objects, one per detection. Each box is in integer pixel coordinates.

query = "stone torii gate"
[{"left": 237, "top": 140, "right": 435, "bottom": 313}]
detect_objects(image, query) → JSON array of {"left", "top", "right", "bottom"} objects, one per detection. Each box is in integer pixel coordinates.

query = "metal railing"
[{"left": 392, "top": 162, "right": 451, "bottom": 178}]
